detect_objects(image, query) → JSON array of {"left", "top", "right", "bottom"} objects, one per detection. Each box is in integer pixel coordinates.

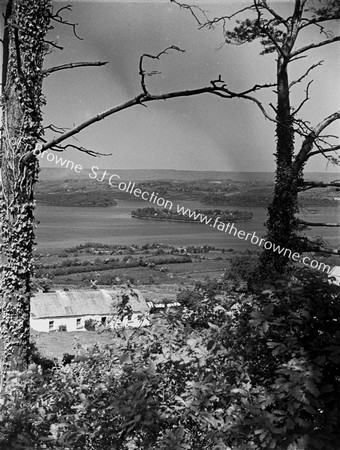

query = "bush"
[
  {"left": 228, "top": 253, "right": 260, "bottom": 281},
  {"left": 84, "top": 319, "right": 97, "bottom": 331},
  {"left": 1, "top": 270, "right": 339, "bottom": 449}
]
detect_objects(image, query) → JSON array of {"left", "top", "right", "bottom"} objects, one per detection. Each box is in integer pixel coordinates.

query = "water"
[{"left": 35, "top": 200, "right": 339, "bottom": 252}]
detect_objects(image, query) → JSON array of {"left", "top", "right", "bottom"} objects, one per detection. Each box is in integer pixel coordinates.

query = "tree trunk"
[
  {"left": 260, "top": 56, "right": 305, "bottom": 274},
  {"left": 0, "top": 0, "right": 51, "bottom": 390}
]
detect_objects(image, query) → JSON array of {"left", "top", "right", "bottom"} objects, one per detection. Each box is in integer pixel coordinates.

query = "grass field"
[{"left": 31, "top": 330, "right": 116, "bottom": 359}]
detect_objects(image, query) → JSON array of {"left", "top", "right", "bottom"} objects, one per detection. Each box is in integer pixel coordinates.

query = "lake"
[{"left": 35, "top": 200, "right": 339, "bottom": 253}]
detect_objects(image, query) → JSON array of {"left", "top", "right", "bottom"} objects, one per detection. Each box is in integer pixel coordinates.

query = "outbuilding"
[{"left": 329, "top": 266, "right": 340, "bottom": 286}]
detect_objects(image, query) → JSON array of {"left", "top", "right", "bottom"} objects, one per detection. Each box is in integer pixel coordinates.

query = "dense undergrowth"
[{"left": 1, "top": 269, "right": 339, "bottom": 449}]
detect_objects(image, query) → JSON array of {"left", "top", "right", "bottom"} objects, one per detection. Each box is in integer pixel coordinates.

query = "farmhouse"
[{"left": 30, "top": 288, "right": 150, "bottom": 332}]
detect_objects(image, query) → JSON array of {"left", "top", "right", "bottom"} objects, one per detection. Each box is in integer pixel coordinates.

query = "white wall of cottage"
[{"left": 30, "top": 313, "right": 149, "bottom": 332}]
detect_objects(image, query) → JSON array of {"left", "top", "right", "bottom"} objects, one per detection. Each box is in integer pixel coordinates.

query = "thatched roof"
[{"left": 31, "top": 289, "right": 149, "bottom": 319}]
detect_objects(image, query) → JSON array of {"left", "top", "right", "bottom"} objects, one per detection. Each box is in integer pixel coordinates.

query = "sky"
[{"left": 1, "top": 0, "right": 339, "bottom": 172}]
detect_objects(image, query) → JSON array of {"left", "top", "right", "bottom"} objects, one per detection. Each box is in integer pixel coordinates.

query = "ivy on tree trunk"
[
  {"left": 261, "top": 56, "right": 306, "bottom": 274},
  {"left": 0, "top": 0, "right": 51, "bottom": 388}
]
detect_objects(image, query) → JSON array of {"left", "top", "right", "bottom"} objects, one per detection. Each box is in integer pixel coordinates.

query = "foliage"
[
  {"left": 84, "top": 319, "right": 97, "bottom": 331},
  {"left": 0, "top": 271, "right": 339, "bottom": 449},
  {"left": 227, "top": 253, "right": 260, "bottom": 282}
]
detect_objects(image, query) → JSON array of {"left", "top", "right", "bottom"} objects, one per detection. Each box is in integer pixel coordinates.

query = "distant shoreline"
[
  {"left": 39, "top": 167, "right": 339, "bottom": 183},
  {"left": 131, "top": 215, "right": 253, "bottom": 224}
]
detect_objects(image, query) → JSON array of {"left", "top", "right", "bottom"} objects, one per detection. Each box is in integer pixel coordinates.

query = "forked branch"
[
  {"left": 22, "top": 47, "right": 277, "bottom": 162},
  {"left": 50, "top": 4, "right": 83, "bottom": 40},
  {"left": 294, "top": 110, "right": 340, "bottom": 171},
  {"left": 289, "top": 61, "right": 323, "bottom": 90},
  {"left": 52, "top": 144, "right": 110, "bottom": 158},
  {"left": 139, "top": 46, "right": 185, "bottom": 95}
]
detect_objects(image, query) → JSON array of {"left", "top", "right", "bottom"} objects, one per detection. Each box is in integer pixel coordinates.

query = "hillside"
[{"left": 35, "top": 170, "right": 340, "bottom": 207}]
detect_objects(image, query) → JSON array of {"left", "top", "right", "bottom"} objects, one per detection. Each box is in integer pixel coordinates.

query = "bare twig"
[
  {"left": 258, "top": 0, "right": 288, "bottom": 28},
  {"left": 307, "top": 145, "right": 340, "bottom": 159},
  {"left": 50, "top": 4, "right": 83, "bottom": 40},
  {"left": 289, "top": 61, "right": 323, "bottom": 89},
  {"left": 139, "top": 46, "right": 184, "bottom": 95},
  {"left": 53, "top": 144, "right": 111, "bottom": 158},
  {"left": 23, "top": 82, "right": 277, "bottom": 162},
  {"left": 43, "top": 124, "right": 70, "bottom": 134},
  {"left": 22, "top": 45, "right": 280, "bottom": 163},
  {"left": 298, "top": 219, "right": 340, "bottom": 227},
  {"left": 44, "top": 40, "right": 63, "bottom": 50},
  {"left": 299, "top": 13, "right": 340, "bottom": 32},
  {"left": 290, "top": 35, "right": 340, "bottom": 59},
  {"left": 294, "top": 110, "right": 340, "bottom": 170},
  {"left": 170, "top": 0, "right": 210, "bottom": 26},
  {"left": 43, "top": 61, "right": 108, "bottom": 76},
  {"left": 292, "top": 80, "right": 313, "bottom": 117}
]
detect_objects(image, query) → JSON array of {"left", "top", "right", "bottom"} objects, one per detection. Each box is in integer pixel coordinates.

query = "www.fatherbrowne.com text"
[{"left": 36, "top": 151, "right": 332, "bottom": 275}]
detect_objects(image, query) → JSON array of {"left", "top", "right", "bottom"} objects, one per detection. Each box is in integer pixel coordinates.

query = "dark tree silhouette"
[{"left": 172, "top": 0, "right": 340, "bottom": 272}]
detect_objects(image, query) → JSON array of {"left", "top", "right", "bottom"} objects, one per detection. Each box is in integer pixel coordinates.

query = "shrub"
[
  {"left": 228, "top": 252, "right": 260, "bottom": 281},
  {"left": 1, "top": 270, "right": 339, "bottom": 449},
  {"left": 84, "top": 319, "right": 97, "bottom": 331}
]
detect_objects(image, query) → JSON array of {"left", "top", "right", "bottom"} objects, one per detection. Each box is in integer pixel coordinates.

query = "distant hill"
[
  {"left": 35, "top": 168, "right": 339, "bottom": 208},
  {"left": 38, "top": 168, "right": 338, "bottom": 183}
]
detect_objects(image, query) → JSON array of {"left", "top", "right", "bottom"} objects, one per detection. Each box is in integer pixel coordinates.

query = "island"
[{"left": 131, "top": 207, "right": 253, "bottom": 223}]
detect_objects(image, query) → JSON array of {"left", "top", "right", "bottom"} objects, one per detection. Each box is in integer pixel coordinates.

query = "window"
[
  {"left": 76, "top": 318, "right": 81, "bottom": 329},
  {"left": 49, "top": 320, "right": 54, "bottom": 331},
  {"left": 101, "top": 317, "right": 107, "bottom": 325}
]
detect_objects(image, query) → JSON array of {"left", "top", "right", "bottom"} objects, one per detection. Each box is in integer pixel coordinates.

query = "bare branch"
[
  {"left": 44, "top": 40, "right": 63, "bottom": 50},
  {"left": 307, "top": 145, "right": 340, "bottom": 159},
  {"left": 308, "top": 246, "right": 340, "bottom": 255},
  {"left": 258, "top": 0, "right": 288, "bottom": 28},
  {"left": 139, "top": 46, "right": 185, "bottom": 95},
  {"left": 292, "top": 80, "right": 313, "bottom": 117},
  {"left": 310, "top": 21, "right": 335, "bottom": 39},
  {"left": 290, "top": 35, "right": 340, "bottom": 59},
  {"left": 313, "top": 111, "right": 340, "bottom": 137},
  {"left": 298, "top": 219, "right": 340, "bottom": 227},
  {"left": 294, "top": 110, "right": 340, "bottom": 170},
  {"left": 170, "top": 0, "right": 209, "bottom": 26},
  {"left": 43, "top": 124, "right": 70, "bottom": 134},
  {"left": 289, "top": 61, "right": 323, "bottom": 89},
  {"left": 53, "top": 144, "right": 110, "bottom": 158},
  {"left": 21, "top": 44, "right": 281, "bottom": 163},
  {"left": 289, "top": 55, "right": 308, "bottom": 63},
  {"left": 210, "top": 78, "right": 277, "bottom": 122},
  {"left": 238, "top": 81, "right": 277, "bottom": 96},
  {"left": 300, "top": 14, "right": 340, "bottom": 32},
  {"left": 54, "top": 5, "right": 73, "bottom": 17},
  {"left": 299, "top": 180, "right": 340, "bottom": 190},
  {"left": 43, "top": 61, "right": 108, "bottom": 76},
  {"left": 303, "top": 238, "right": 340, "bottom": 255},
  {"left": 50, "top": 4, "right": 83, "bottom": 40},
  {"left": 170, "top": 0, "right": 256, "bottom": 32},
  {"left": 23, "top": 81, "right": 277, "bottom": 162}
]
